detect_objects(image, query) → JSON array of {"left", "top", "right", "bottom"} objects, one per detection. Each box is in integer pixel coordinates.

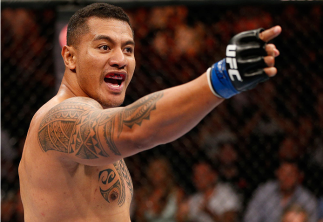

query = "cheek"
[
  {"left": 126, "top": 58, "right": 136, "bottom": 83},
  {"left": 131, "top": 57, "right": 136, "bottom": 71},
  {"left": 128, "top": 57, "right": 136, "bottom": 71},
  {"left": 77, "top": 53, "right": 106, "bottom": 82},
  {"left": 78, "top": 49, "right": 105, "bottom": 72}
]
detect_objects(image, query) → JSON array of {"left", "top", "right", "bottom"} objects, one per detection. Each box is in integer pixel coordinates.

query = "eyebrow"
[{"left": 93, "top": 35, "right": 135, "bottom": 47}]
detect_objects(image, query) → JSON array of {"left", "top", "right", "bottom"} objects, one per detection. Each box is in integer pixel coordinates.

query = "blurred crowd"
[{"left": 1, "top": 3, "right": 323, "bottom": 222}]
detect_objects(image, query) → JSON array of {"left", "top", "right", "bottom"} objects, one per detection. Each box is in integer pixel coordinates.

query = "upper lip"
[{"left": 104, "top": 71, "right": 127, "bottom": 81}]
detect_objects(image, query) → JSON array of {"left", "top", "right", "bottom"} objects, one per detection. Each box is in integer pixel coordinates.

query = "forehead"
[
  {"left": 279, "top": 163, "right": 298, "bottom": 173},
  {"left": 84, "top": 17, "right": 133, "bottom": 42}
]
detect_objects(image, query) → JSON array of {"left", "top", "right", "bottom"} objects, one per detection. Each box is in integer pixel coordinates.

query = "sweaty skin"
[{"left": 18, "top": 16, "right": 281, "bottom": 222}]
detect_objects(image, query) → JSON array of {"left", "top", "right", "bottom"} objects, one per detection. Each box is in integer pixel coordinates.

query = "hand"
[{"left": 207, "top": 26, "right": 282, "bottom": 99}]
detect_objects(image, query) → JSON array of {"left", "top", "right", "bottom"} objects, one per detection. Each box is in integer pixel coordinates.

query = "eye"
[
  {"left": 124, "top": 47, "right": 133, "bottom": 54},
  {"left": 99, "top": 45, "right": 110, "bottom": 51}
]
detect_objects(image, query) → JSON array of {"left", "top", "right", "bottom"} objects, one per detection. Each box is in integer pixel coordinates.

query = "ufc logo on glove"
[
  {"left": 226, "top": 45, "right": 242, "bottom": 82},
  {"left": 207, "top": 28, "right": 270, "bottom": 99}
]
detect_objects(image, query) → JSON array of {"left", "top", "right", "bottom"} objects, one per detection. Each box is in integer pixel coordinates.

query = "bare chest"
[{"left": 20, "top": 157, "right": 134, "bottom": 221}]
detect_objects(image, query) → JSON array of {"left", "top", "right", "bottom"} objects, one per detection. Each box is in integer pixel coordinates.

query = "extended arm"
[
  {"left": 38, "top": 26, "right": 281, "bottom": 166},
  {"left": 38, "top": 74, "right": 221, "bottom": 166}
]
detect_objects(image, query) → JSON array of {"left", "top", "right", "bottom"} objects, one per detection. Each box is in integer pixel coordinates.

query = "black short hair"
[{"left": 67, "top": 3, "right": 132, "bottom": 46}]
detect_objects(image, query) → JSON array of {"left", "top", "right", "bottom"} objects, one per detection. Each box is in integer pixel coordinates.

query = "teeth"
[
  {"left": 110, "top": 83, "right": 120, "bottom": 88},
  {"left": 106, "top": 74, "right": 124, "bottom": 80},
  {"left": 106, "top": 77, "right": 123, "bottom": 80}
]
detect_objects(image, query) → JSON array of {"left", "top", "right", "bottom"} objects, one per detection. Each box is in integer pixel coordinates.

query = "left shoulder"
[
  {"left": 217, "top": 183, "right": 237, "bottom": 194},
  {"left": 296, "top": 186, "right": 317, "bottom": 202}
]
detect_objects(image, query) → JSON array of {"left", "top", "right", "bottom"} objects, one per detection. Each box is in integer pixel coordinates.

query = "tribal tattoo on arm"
[{"left": 38, "top": 92, "right": 163, "bottom": 159}]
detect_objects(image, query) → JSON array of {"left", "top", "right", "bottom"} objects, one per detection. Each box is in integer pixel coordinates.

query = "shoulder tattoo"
[{"left": 38, "top": 92, "right": 163, "bottom": 159}]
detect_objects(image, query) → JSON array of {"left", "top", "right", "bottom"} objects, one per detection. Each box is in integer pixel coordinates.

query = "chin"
[
  {"left": 100, "top": 97, "right": 125, "bottom": 109},
  {"left": 93, "top": 90, "right": 126, "bottom": 109}
]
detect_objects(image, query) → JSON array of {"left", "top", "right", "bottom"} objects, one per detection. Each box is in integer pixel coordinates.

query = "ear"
[{"left": 61, "top": 45, "right": 76, "bottom": 71}]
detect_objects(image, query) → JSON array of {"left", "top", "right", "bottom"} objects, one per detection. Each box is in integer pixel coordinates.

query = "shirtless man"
[{"left": 18, "top": 3, "right": 281, "bottom": 222}]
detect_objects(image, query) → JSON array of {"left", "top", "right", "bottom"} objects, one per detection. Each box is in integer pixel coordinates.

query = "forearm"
[
  {"left": 142, "top": 73, "right": 223, "bottom": 144},
  {"left": 117, "top": 72, "right": 224, "bottom": 152}
]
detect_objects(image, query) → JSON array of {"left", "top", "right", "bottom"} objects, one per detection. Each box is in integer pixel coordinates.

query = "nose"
[{"left": 108, "top": 48, "right": 127, "bottom": 69}]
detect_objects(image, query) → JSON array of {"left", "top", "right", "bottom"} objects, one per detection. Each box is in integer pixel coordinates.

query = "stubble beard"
[{"left": 98, "top": 94, "right": 125, "bottom": 109}]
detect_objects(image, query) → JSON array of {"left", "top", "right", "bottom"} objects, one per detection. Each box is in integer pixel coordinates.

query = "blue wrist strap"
[{"left": 207, "top": 59, "right": 240, "bottom": 99}]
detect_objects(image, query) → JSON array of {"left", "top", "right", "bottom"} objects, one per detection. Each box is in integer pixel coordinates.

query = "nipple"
[{"left": 109, "top": 190, "right": 119, "bottom": 202}]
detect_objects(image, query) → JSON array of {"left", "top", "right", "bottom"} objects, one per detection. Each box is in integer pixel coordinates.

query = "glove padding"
[{"left": 208, "top": 28, "right": 269, "bottom": 99}]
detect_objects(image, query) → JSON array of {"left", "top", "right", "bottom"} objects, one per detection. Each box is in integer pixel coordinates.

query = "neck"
[
  {"left": 280, "top": 190, "right": 293, "bottom": 207},
  {"left": 57, "top": 74, "right": 88, "bottom": 99},
  {"left": 280, "top": 187, "right": 295, "bottom": 199}
]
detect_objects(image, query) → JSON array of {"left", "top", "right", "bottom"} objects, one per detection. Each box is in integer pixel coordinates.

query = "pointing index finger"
[{"left": 259, "top": 26, "right": 282, "bottom": 42}]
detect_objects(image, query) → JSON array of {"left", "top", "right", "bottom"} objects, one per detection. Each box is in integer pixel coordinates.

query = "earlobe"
[{"left": 61, "top": 45, "right": 76, "bottom": 71}]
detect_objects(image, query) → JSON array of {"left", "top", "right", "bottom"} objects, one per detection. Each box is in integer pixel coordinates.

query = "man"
[
  {"left": 18, "top": 3, "right": 281, "bottom": 222},
  {"left": 178, "top": 160, "right": 241, "bottom": 222},
  {"left": 243, "top": 160, "right": 318, "bottom": 222}
]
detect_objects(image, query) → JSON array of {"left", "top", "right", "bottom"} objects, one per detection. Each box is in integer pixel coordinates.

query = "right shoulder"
[
  {"left": 34, "top": 96, "right": 128, "bottom": 165},
  {"left": 60, "top": 96, "right": 103, "bottom": 108},
  {"left": 36, "top": 97, "right": 105, "bottom": 154},
  {"left": 46, "top": 96, "right": 103, "bottom": 114},
  {"left": 252, "top": 181, "right": 278, "bottom": 199},
  {"left": 38, "top": 97, "right": 102, "bottom": 128}
]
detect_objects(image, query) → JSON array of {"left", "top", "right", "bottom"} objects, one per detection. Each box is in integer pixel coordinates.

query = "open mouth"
[{"left": 104, "top": 73, "right": 126, "bottom": 88}]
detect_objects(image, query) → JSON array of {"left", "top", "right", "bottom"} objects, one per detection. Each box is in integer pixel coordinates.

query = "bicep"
[{"left": 37, "top": 98, "right": 128, "bottom": 166}]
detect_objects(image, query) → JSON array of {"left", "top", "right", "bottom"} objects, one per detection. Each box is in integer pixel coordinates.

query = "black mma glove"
[{"left": 207, "top": 28, "right": 270, "bottom": 99}]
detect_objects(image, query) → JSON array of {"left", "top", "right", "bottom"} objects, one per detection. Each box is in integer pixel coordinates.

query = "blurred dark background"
[{"left": 2, "top": 1, "right": 323, "bottom": 221}]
